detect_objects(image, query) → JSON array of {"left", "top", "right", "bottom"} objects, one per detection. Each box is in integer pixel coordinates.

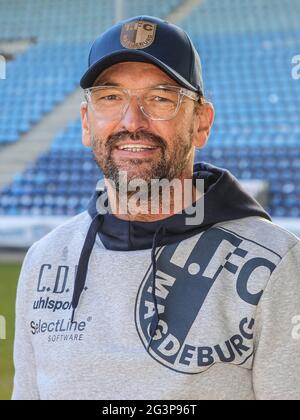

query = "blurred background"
[{"left": 0, "top": 0, "right": 300, "bottom": 400}]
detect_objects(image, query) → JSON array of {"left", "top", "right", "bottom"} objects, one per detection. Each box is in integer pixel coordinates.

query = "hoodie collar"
[{"left": 87, "top": 162, "right": 271, "bottom": 251}]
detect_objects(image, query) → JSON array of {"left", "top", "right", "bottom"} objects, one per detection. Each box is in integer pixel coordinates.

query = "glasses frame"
[{"left": 84, "top": 84, "right": 201, "bottom": 121}]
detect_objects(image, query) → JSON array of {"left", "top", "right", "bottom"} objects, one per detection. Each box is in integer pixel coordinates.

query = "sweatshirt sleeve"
[
  {"left": 12, "top": 243, "right": 40, "bottom": 400},
  {"left": 253, "top": 240, "right": 300, "bottom": 400}
]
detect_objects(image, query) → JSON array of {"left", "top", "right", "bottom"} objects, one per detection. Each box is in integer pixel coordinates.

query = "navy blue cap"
[{"left": 80, "top": 15, "right": 203, "bottom": 94}]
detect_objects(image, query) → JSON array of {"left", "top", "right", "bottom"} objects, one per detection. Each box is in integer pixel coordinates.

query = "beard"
[{"left": 91, "top": 127, "right": 194, "bottom": 191}]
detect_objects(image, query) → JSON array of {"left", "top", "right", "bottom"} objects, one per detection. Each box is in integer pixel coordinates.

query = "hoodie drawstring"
[
  {"left": 71, "top": 213, "right": 166, "bottom": 347},
  {"left": 71, "top": 214, "right": 103, "bottom": 322},
  {"left": 148, "top": 224, "right": 166, "bottom": 350}
]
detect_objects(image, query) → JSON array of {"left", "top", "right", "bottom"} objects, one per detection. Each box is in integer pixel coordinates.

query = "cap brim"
[{"left": 80, "top": 50, "right": 200, "bottom": 92}]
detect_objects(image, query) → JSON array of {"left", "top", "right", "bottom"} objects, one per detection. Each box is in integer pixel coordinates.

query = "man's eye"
[
  {"left": 101, "top": 95, "right": 119, "bottom": 101},
  {"left": 156, "top": 96, "right": 169, "bottom": 102},
  {"left": 151, "top": 96, "right": 172, "bottom": 103}
]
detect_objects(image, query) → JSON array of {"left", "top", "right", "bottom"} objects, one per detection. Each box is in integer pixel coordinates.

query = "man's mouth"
[
  {"left": 114, "top": 143, "right": 161, "bottom": 157},
  {"left": 117, "top": 144, "right": 157, "bottom": 152}
]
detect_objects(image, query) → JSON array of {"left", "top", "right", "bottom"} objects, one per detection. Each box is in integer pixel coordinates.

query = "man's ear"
[
  {"left": 80, "top": 101, "right": 91, "bottom": 147},
  {"left": 193, "top": 102, "right": 215, "bottom": 149}
]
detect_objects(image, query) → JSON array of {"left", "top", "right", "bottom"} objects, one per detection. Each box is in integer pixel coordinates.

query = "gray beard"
[{"left": 91, "top": 128, "right": 194, "bottom": 191}]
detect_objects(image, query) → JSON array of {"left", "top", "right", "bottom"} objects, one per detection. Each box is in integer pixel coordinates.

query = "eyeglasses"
[{"left": 84, "top": 85, "right": 201, "bottom": 121}]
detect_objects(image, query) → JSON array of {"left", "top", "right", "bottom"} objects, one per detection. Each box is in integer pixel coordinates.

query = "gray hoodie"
[{"left": 12, "top": 163, "right": 300, "bottom": 400}]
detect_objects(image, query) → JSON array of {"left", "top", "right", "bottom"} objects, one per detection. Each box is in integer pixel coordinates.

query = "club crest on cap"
[{"left": 120, "top": 20, "right": 157, "bottom": 50}]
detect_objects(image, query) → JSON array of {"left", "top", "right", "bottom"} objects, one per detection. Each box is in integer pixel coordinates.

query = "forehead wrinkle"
[
  {"left": 93, "top": 80, "right": 181, "bottom": 89},
  {"left": 93, "top": 62, "right": 180, "bottom": 88}
]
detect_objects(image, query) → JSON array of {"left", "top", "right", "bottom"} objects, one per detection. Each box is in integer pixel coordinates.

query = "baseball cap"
[{"left": 80, "top": 15, "right": 203, "bottom": 94}]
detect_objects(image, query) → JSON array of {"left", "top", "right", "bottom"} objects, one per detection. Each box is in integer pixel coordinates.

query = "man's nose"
[{"left": 119, "top": 96, "right": 150, "bottom": 132}]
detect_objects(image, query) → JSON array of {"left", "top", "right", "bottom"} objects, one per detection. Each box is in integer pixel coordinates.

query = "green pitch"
[{"left": 0, "top": 263, "right": 21, "bottom": 400}]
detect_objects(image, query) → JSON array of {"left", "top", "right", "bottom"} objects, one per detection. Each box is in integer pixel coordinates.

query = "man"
[{"left": 13, "top": 16, "right": 300, "bottom": 400}]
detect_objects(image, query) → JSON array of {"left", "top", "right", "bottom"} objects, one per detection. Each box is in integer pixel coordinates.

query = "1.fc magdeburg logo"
[{"left": 135, "top": 227, "right": 279, "bottom": 374}]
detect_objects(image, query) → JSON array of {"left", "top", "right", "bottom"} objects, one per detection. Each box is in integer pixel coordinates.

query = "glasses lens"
[
  {"left": 142, "top": 88, "right": 179, "bottom": 120},
  {"left": 89, "top": 87, "right": 127, "bottom": 118},
  {"left": 87, "top": 86, "right": 181, "bottom": 120}
]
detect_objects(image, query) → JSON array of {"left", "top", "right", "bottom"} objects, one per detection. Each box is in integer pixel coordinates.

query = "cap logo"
[{"left": 120, "top": 20, "right": 157, "bottom": 50}]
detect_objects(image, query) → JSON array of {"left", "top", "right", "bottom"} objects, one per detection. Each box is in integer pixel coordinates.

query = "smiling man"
[
  {"left": 13, "top": 16, "right": 300, "bottom": 400},
  {"left": 81, "top": 60, "right": 207, "bottom": 221},
  {"left": 82, "top": 62, "right": 203, "bottom": 193}
]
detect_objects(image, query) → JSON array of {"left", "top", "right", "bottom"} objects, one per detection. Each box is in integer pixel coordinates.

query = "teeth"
[
  {"left": 118, "top": 144, "right": 155, "bottom": 151},
  {"left": 123, "top": 148, "right": 151, "bottom": 152}
]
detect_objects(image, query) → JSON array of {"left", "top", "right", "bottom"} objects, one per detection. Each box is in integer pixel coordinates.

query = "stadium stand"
[
  {"left": 0, "top": 119, "right": 96, "bottom": 216},
  {"left": 0, "top": 0, "right": 182, "bottom": 42},
  {"left": 0, "top": 0, "right": 300, "bottom": 223},
  {"left": 178, "top": 0, "right": 300, "bottom": 218},
  {"left": 0, "top": 0, "right": 183, "bottom": 220},
  {"left": 0, "top": 0, "right": 182, "bottom": 144},
  {"left": 0, "top": 43, "right": 89, "bottom": 144}
]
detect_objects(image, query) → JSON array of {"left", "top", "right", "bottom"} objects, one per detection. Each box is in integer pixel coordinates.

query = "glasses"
[{"left": 84, "top": 85, "right": 201, "bottom": 121}]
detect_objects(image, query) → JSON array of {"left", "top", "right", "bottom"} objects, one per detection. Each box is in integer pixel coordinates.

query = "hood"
[
  {"left": 71, "top": 162, "right": 271, "bottom": 347},
  {"left": 87, "top": 162, "right": 271, "bottom": 251}
]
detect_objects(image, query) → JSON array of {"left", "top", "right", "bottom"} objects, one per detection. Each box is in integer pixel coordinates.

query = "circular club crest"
[
  {"left": 135, "top": 235, "right": 257, "bottom": 374},
  {"left": 120, "top": 20, "right": 157, "bottom": 50}
]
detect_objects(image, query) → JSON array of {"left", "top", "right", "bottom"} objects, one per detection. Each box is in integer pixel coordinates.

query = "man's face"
[{"left": 81, "top": 62, "right": 209, "bottom": 188}]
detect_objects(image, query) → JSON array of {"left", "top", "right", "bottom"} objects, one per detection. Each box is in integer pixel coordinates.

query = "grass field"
[{"left": 0, "top": 263, "right": 21, "bottom": 400}]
